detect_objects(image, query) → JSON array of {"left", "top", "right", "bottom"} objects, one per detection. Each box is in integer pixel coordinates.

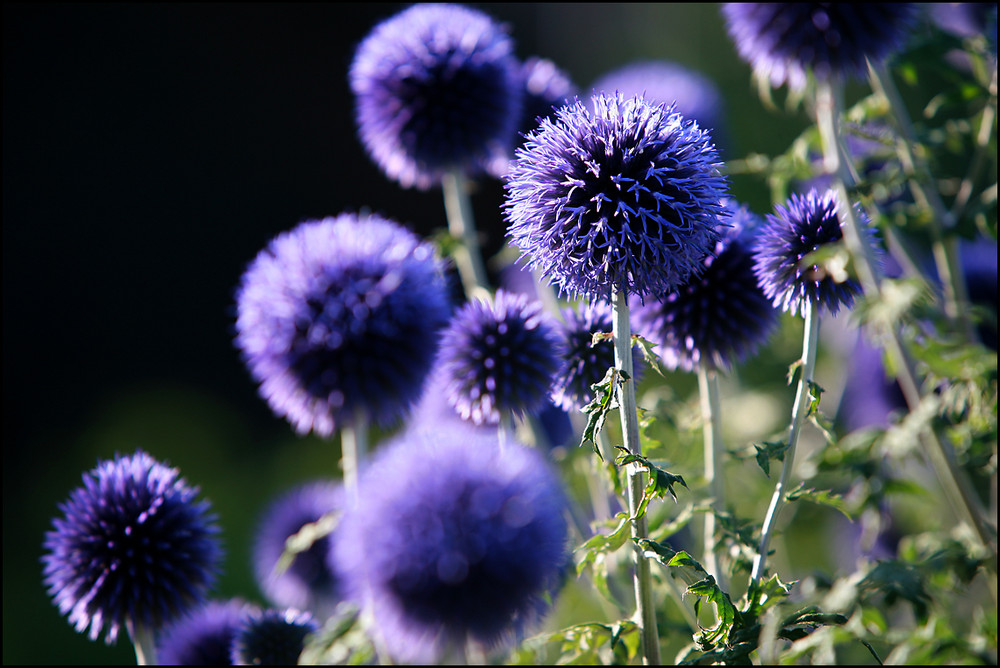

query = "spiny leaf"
[
  {"left": 805, "top": 380, "right": 825, "bottom": 418},
  {"left": 753, "top": 439, "right": 789, "bottom": 478},
  {"left": 616, "top": 448, "right": 688, "bottom": 500},
  {"left": 631, "top": 333, "right": 667, "bottom": 377},
  {"left": 787, "top": 358, "right": 804, "bottom": 386},
  {"left": 687, "top": 575, "right": 739, "bottom": 646},
  {"left": 580, "top": 366, "right": 619, "bottom": 459},
  {"left": 785, "top": 483, "right": 854, "bottom": 520}
]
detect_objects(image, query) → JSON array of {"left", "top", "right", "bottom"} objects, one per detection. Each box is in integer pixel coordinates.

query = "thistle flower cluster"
[{"left": 505, "top": 92, "right": 730, "bottom": 301}]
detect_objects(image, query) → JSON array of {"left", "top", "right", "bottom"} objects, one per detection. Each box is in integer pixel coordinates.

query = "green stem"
[
  {"left": 442, "top": 170, "right": 491, "bottom": 301},
  {"left": 697, "top": 362, "right": 727, "bottom": 592},
  {"left": 341, "top": 414, "right": 368, "bottom": 501},
  {"left": 611, "top": 289, "right": 661, "bottom": 666},
  {"left": 126, "top": 618, "right": 157, "bottom": 666},
  {"left": 751, "top": 300, "right": 821, "bottom": 585}
]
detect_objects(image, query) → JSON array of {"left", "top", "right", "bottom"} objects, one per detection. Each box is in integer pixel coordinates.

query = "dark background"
[{"left": 3, "top": 4, "right": 812, "bottom": 663}]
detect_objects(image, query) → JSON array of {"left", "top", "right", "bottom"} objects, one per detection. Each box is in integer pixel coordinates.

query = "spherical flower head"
[
  {"left": 632, "top": 202, "right": 779, "bottom": 372},
  {"left": 157, "top": 599, "right": 248, "bottom": 665},
  {"left": 252, "top": 481, "right": 342, "bottom": 615},
  {"left": 516, "top": 56, "right": 577, "bottom": 143},
  {"left": 42, "top": 450, "right": 221, "bottom": 644},
  {"left": 332, "top": 428, "right": 569, "bottom": 663},
  {"left": 438, "top": 289, "right": 563, "bottom": 425},
  {"left": 550, "top": 300, "right": 642, "bottom": 412},
  {"left": 753, "top": 188, "right": 882, "bottom": 317},
  {"left": 231, "top": 607, "right": 318, "bottom": 665},
  {"left": 589, "top": 60, "right": 731, "bottom": 156},
  {"left": 504, "top": 92, "right": 730, "bottom": 301},
  {"left": 722, "top": 3, "right": 920, "bottom": 89},
  {"left": 350, "top": 3, "right": 524, "bottom": 189},
  {"left": 234, "top": 213, "right": 451, "bottom": 437}
]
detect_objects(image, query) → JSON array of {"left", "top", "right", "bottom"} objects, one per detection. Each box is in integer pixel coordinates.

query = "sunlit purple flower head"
[
  {"left": 589, "top": 60, "right": 731, "bottom": 156},
  {"left": 438, "top": 289, "right": 563, "bottom": 426},
  {"left": 505, "top": 92, "right": 730, "bottom": 301},
  {"left": 722, "top": 3, "right": 919, "bottom": 89},
  {"left": 231, "top": 607, "right": 318, "bottom": 666},
  {"left": 157, "top": 599, "right": 248, "bottom": 665},
  {"left": 550, "top": 300, "right": 642, "bottom": 412},
  {"left": 350, "top": 3, "right": 523, "bottom": 189},
  {"left": 252, "top": 481, "right": 342, "bottom": 616},
  {"left": 234, "top": 213, "right": 451, "bottom": 437},
  {"left": 42, "top": 450, "right": 221, "bottom": 644},
  {"left": 753, "top": 188, "right": 882, "bottom": 317},
  {"left": 332, "top": 428, "right": 568, "bottom": 663},
  {"left": 633, "top": 201, "right": 779, "bottom": 372},
  {"left": 516, "top": 56, "right": 577, "bottom": 143}
]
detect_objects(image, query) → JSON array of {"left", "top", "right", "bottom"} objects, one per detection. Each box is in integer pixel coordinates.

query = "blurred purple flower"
[
  {"left": 230, "top": 607, "right": 318, "bottom": 666},
  {"left": 515, "top": 56, "right": 577, "bottom": 144},
  {"left": 157, "top": 599, "right": 248, "bottom": 665}
]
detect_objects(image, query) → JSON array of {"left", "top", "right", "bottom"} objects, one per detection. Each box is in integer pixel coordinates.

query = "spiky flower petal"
[
  {"left": 438, "top": 289, "right": 563, "bottom": 425},
  {"left": 632, "top": 202, "right": 779, "bottom": 371},
  {"left": 234, "top": 213, "right": 451, "bottom": 437},
  {"left": 350, "top": 3, "right": 523, "bottom": 189},
  {"left": 722, "top": 3, "right": 919, "bottom": 89},
  {"left": 332, "top": 428, "right": 568, "bottom": 663},
  {"left": 157, "top": 599, "right": 248, "bottom": 665},
  {"left": 504, "top": 92, "right": 729, "bottom": 301},
  {"left": 42, "top": 451, "right": 221, "bottom": 644}
]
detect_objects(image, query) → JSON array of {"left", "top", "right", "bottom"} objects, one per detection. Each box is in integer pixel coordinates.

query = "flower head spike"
[
  {"left": 231, "top": 607, "right": 318, "bottom": 666},
  {"left": 332, "top": 427, "right": 569, "bottom": 664},
  {"left": 252, "top": 481, "right": 343, "bottom": 615},
  {"left": 516, "top": 56, "right": 577, "bottom": 142},
  {"left": 42, "top": 450, "right": 221, "bottom": 644},
  {"left": 589, "top": 60, "right": 730, "bottom": 156},
  {"left": 350, "top": 3, "right": 524, "bottom": 189},
  {"left": 438, "top": 289, "right": 563, "bottom": 425},
  {"left": 722, "top": 3, "right": 920, "bottom": 89},
  {"left": 504, "top": 92, "right": 730, "bottom": 301},
  {"left": 234, "top": 213, "right": 451, "bottom": 437},
  {"left": 633, "top": 202, "right": 779, "bottom": 372},
  {"left": 753, "top": 188, "right": 882, "bottom": 317},
  {"left": 157, "top": 599, "right": 248, "bottom": 665},
  {"left": 551, "top": 300, "right": 642, "bottom": 412}
]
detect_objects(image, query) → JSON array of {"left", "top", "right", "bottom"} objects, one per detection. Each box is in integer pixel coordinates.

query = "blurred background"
[{"left": 5, "top": 3, "right": 858, "bottom": 663}]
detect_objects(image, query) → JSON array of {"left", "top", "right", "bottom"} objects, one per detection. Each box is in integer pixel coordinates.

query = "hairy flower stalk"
[
  {"left": 443, "top": 170, "right": 492, "bottom": 300},
  {"left": 698, "top": 362, "right": 727, "bottom": 591}
]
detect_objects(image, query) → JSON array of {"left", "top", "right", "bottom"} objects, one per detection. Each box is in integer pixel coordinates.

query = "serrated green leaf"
[
  {"left": 580, "top": 366, "right": 619, "bottom": 459},
  {"left": 787, "top": 358, "right": 804, "bottom": 385},
  {"left": 785, "top": 483, "right": 854, "bottom": 520},
  {"left": 753, "top": 439, "right": 789, "bottom": 478},
  {"left": 631, "top": 333, "right": 667, "bottom": 377},
  {"left": 615, "top": 449, "right": 688, "bottom": 501}
]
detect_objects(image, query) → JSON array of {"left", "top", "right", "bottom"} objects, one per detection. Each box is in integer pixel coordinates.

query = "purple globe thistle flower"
[
  {"left": 589, "top": 60, "right": 731, "bottom": 156},
  {"left": 550, "top": 300, "right": 642, "bottom": 412},
  {"left": 332, "top": 428, "right": 569, "bottom": 663},
  {"left": 753, "top": 188, "right": 882, "bottom": 317},
  {"left": 722, "top": 3, "right": 920, "bottom": 89},
  {"left": 504, "top": 92, "right": 730, "bottom": 301},
  {"left": 350, "top": 3, "right": 524, "bottom": 189},
  {"left": 234, "top": 213, "right": 451, "bottom": 437},
  {"left": 438, "top": 289, "right": 563, "bottom": 426},
  {"left": 42, "top": 450, "right": 221, "bottom": 644},
  {"left": 632, "top": 202, "right": 779, "bottom": 372},
  {"left": 156, "top": 599, "right": 248, "bottom": 665},
  {"left": 252, "top": 481, "right": 342, "bottom": 615},
  {"left": 516, "top": 56, "right": 577, "bottom": 143},
  {"left": 231, "top": 607, "right": 319, "bottom": 666}
]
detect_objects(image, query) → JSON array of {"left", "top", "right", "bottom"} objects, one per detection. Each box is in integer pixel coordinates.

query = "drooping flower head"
[
  {"left": 350, "top": 3, "right": 524, "bottom": 189},
  {"left": 252, "top": 481, "right": 342, "bottom": 616},
  {"left": 753, "top": 188, "right": 882, "bottom": 317},
  {"left": 42, "top": 450, "right": 221, "bottom": 644},
  {"left": 505, "top": 92, "right": 730, "bottom": 301},
  {"left": 550, "top": 300, "right": 643, "bottom": 412},
  {"left": 589, "top": 60, "right": 731, "bottom": 156},
  {"left": 157, "top": 599, "right": 248, "bottom": 665},
  {"left": 438, "top": 289, "right": 563, "bottom": 425},
  {"left": 632, "top": 202, "right": 779, "bottom": 372},
  {"left": 722, "top": 3, "right": 920, "bottom": 89},
  {"left": 235, "top": 213, "right": 451, "bottom": 437},
  {"left": 332, "top": 427, "right": 569, "bottom": 663},
  {"left": 516, "top": 56, "right": 577, "bottom": 143},
  {"left": 231, "top": 607, "right": 319, "bottom": 666}
]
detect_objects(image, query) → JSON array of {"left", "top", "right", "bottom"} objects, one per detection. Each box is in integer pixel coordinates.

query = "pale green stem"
[
  {"left": 341, "top": 413, "right": 368, "bottom": 501},
  {"left": 815, "top": 78, "right": 996, "bottom": 572},
  {"left": 697, "top": 362, "right": 728, "bottom": 594},
  {"left": 126, "top": 618, "right": 157, "bottom": 666},
  {"left": 950, "top": 66, "right": 997, "bottom": 224},
  {"left": 611, "top": 288, "right": 661, "bottom": 666},
  {"left": 752, "top": 300, "right": 821, "bottom": 585},
  {"left": 442, "top": 170, "right": 491, "bottom": 302}
]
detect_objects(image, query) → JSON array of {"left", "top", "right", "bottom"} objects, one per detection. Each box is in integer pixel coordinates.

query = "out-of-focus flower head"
[
  {"left": 234, "top": 213, "right": 451, "bottom": 437},
  {"left": 331, "top": 427, "right": 569, "bottom": 663},
  {"left": 633, "top": 201, "right": 779, "bottom": 372},
  {"left": 42, "top": 451, "right": 221, "bottom": 644},
  {"left": 230, "top": 607, "right": 318, "bottom": 665},
  {"left": 350, "top": 3, "right": 524, "bottom": 189},
  {"left": 505, "top": 92, "right": 730, "bottom": 301},
  {"left": 515, "top": 56, "right": 577, "bottom": 144},
  {"left": 157, "top": 599, "right": 248, "bottom": 665},
  {"left": 722, "top": 3, "right": 920, "bottom": 89}
]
